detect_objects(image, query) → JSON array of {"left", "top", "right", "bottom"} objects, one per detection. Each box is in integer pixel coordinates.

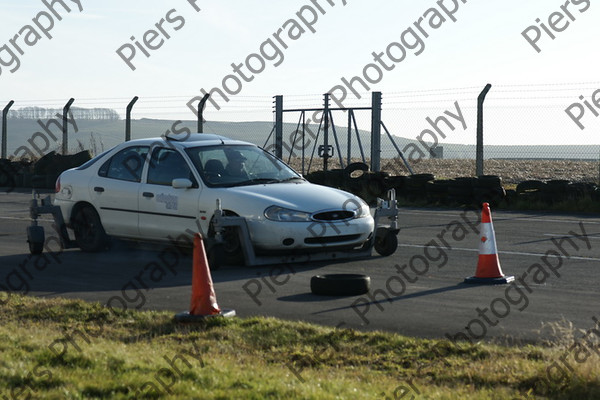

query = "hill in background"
[{"left": 2, "top": 117, "right": 598, "bottom": 161}]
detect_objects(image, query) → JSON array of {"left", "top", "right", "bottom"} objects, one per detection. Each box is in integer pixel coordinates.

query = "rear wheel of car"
[
  {"left": 73, "top": 206, "right": 108, "bottom": 252},
  {"left": 310, "top": 274, "right": 370, "bottom": 296}
]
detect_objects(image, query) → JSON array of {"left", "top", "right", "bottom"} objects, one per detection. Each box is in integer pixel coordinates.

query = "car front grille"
[
  {"left": 304, "top": 234, "right": 361, "bottom": 244},
  {"left": 311, "top": 210, "right": 355, "bottom": 222}
]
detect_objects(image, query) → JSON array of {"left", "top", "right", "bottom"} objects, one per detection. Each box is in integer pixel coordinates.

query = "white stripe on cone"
[{"left": 479, "top": 221, "right": 498, "bottom": 255}]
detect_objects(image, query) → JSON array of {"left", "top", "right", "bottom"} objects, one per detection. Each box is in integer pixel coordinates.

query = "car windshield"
[{"left": 185, "top": 144, "right": 302, "bottom": 187}]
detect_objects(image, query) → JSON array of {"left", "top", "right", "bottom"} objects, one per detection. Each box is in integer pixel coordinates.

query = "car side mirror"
[{"left": 172, "top": 178, "right": 193, "bottom": 189}]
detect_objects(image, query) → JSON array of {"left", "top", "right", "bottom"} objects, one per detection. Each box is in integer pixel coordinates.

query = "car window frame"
[
  {"left": 185, "top": 144, "right": 300, "bottom": 188},
  {"left": 146, "top": 146, "right": 199, "bottom": 188},
  {"left": 98, "top": 145, "right": 150, "bottom": 183},
  {"left": 76, "top": 149, "right": 111, "bottom": 171}
]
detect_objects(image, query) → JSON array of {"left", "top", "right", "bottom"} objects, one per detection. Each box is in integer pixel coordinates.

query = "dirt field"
[{"left": 291, "top": 158, "right": 600, "bottom": 184}]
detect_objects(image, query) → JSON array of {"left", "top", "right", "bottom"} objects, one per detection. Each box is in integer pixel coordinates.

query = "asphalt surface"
[{"left": 1, "top": 189, "right": 599, "bottom": 344}]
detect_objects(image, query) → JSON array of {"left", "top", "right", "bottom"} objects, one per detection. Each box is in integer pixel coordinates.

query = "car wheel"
[
  {"left": 207, "top": 243, "right": 225, "bottom": 271},
  {"left": 73, "top": 206, "right": 108, "bottom": 252},
  {"left": 310, "top": 274, "right": 370, "bottom": 296},
  {"left": 208, "top": 212, "right": 244, "bottom": 266},
  {"left": 374, "top": 229, "right": 398, "bottom": 257},
  {"left": 27, "top": 225, "right": 45, "bottom": 255}
]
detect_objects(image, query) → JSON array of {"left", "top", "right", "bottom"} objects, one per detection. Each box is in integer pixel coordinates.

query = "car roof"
[{"left": 123, "top": 133, "right": 255, "bottom": 149}]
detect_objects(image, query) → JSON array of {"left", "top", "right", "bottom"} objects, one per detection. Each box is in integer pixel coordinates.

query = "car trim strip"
[{"left": 100, "top": 207, "right": 197, "bottom": 220}]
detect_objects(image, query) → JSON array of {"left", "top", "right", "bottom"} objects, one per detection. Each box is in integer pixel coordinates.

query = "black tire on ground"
[
  {"left": 411, "top": 173, "right": 435, "bottom": 182},
  {"left": 344, "top": 162, "right": 369, "bottom": 179},
  {"left": 452, "top": 177, "right": 478, "bottom": 188},
  {"left": 477, "top": 175, "right": 502, "bottom": 188},
  {"left": 73, "top": 206, "right": 108, "bottom": 252},
  {"left": 516, "top": 180, "right": 545, "bottom": 194},
  {"left": 544, "top": 180, "right": 570, "bottom": 194},
  {"left": 374, "top": 229, "right": 398, "bottom": 256},
  {"left": 406, "top": 174, "right": 435, "bottom": 189},
  {"left": 310, "top": 274, "right": 370, "bottom": 296}
]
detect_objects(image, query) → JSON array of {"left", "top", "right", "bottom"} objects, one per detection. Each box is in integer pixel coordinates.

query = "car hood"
[{"left": 214, "top": 181, "right": 363, "bottom": 213}]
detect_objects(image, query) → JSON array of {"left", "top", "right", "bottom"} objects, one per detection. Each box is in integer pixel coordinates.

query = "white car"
[{"left": 53, "top": 133, "right": 375, "bottom": 260}]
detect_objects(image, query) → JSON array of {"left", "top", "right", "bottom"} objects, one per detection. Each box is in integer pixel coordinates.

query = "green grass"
[{"left": 0, "top": 295, "right": 599, "bottom": 399}]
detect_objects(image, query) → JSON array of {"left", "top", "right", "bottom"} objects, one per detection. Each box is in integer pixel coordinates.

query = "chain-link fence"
[
  {"left": 267, "top": 84, "right": 600, "bottom": 184},
  {"left": 1, "top": 83, "right": 600, "bottom": 188}
]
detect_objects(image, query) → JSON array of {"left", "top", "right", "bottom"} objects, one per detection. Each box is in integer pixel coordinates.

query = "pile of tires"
[
  {"left": 0, "top": 159, "right": 33, "bottom": 189},
  {"left": 31, "top": 150, "right": 92, "bottom": 189},
  {"left": 306, "top": 167, "right": 508, "bottom": 208},
  {"left": 303, "top": 168, "right": 344, "bottom": 188},
  {"left": 425, "top": 180, "right": 450, "bottom": 204},
  {"left": 0, "top": 151, "right": 92, "bottom": 190},
  {"left": 343, "top": 163, "right": 388, "bottom": 204},
  {"left": 0, "top": 159, "right": 17, "bottom": 188},
  {"left": 302, "top": 166, "right": 599, "bottom": 209},
  {"left": 472, "top": 175, "right": 506, "bottom": 207},
  {"left": 515, "top": 179, "right": 599, "bottom": 204},
  {"left": 305, "top": 162, "right": 390, "bottom": 205},
  {"left": 394, "top": 175, "right": 505, "bottom": 207},
  {"left": 401, "top": 173, "right": 435, "bottom": 202}
]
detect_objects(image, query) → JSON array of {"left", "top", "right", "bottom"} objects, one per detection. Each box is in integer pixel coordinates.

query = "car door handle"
[
  {"left": 142, "top": 192, "right": 154, "bottom": 198},
  {"left": 94, "top": 186, "right": 104, "bottom": 193}
]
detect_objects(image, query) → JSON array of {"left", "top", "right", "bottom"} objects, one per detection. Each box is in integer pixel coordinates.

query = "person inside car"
[{"left": 225, "top": 150, "right": 248, "bottom": 179}]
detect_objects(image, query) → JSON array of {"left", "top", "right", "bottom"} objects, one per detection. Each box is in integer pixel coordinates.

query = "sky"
[{"left": 0, "top": 0, "right": 598, "bottom": 147}]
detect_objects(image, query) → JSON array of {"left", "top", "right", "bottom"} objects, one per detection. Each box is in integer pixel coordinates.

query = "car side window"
[
  {"left": 98, "top": 146, "right": 149, "bottom": 182},
  {"left": 147, "top": 148, "right": 197, "bottom": 186}
]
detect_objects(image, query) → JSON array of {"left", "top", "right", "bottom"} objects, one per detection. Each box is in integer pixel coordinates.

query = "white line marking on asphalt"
[
  {"left": 398, "top": 244, "right": 600, "bottom": 261},
  {"left": 0, "top": 216, "right": 52, "bottom": 221},
  {"left": 544, "top": 233, "right": 600, "bottom": 240},
  {"left": 398, "top": 210, "right": 600, "bottom": 225},
  {"left": 0, "top": 216, "right": 30, "bottom": 221}
]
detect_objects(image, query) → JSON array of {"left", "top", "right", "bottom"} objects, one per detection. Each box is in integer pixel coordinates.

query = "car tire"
[
  {"left": 516, "top": 180, "right": 545, "bottom": 194},
  {"left": 208, "top": 213, "right": 244, "bottom": 266},
  {"left": 344, "top": 162, "right": 369, "bottom": 179},
  {"left": 310, "top": 274, "right": 370, "bottom": 296},
  {"left": 207, "top": 244, "right": 225, "bottom": 271},
  {"left": 73, "top": 206, "right": 108, "bottom": 252},
  {"left": 374, "top": 229, "right": 398, "bottom": 257},
  {"left": 27, "top": 225, "right": 45, "bottom": 255}
]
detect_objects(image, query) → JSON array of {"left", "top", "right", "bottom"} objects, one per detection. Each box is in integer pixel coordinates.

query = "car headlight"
[
  {"left": 264, "top": 206, "right": 312, "bottom": 222},
  {"left": 349, "top": 197, "right": 371, "bottom": 218}
]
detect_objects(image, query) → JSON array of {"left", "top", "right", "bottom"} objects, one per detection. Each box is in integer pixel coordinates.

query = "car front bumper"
[{"left": 247, "top": 217, "right": 374, "bottom": 251}]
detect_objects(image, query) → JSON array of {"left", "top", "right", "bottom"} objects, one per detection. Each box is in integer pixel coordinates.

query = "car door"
[
  {"left": 89, "top": 145, "right": 149, "bottom": 238},
  {"left": 138, "top": 147, "right": 203, "bottom": 240}
]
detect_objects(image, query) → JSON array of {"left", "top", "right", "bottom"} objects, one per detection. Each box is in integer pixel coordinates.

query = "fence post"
[
  {"left": 197, "top": 93, "right": 210, "bottom": 133},
  {"left": 323, "top": 93, "right": 330, "bottom": 171},
  {"left": 347, "top": 110, "right": 352, "bottom": 165},
  {"left": 2, "top": 100, "right": 14, "bottom": 159},
  {"left": 62, "top": 98, "right": 75, "bottom": 155},
  {"left": 476, "top": 84, "right": 492, "bottom": 176},
  {"left": 274, "top": 95, "right": 283, "bottom": 159},
  {"left": 371, "top": 91, "right": 382, "bottom": 172},
  {"left": 126, "top": 96, "right": 138, "bottom": 142}
]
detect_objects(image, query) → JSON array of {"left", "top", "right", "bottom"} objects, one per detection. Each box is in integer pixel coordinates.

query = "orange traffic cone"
[
  {"left": 464, "top": 203, "right": 514, "bottom": 284},
  {"left": 175, "top": 234, "right": 235, "bottom": 322}
]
